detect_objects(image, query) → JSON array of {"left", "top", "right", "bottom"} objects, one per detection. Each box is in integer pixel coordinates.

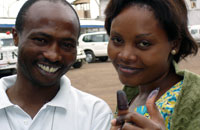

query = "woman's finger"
[
  {"left": 146, "top": 89, "right": 165, "bottom": 129},
  {"left": 111, "top": 119, "right": 121, "bottom": 130},
  {"left": 123, "top": 111, "right": 154, "bottom": 128},
  {"left": 122, "top": 122, "right": 143, "bottom": 130},
  {"left": 117, "top": 90, "right": 129, "bottom": 116}
]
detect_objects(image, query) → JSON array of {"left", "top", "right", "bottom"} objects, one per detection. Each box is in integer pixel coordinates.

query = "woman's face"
[{"left": 108, "top": 5, "right": 174, "bottom": 87}]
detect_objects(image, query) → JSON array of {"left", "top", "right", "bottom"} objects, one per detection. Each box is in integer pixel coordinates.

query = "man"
[{"left": 0, "top": 0, "right": 112, "bottom": 129}]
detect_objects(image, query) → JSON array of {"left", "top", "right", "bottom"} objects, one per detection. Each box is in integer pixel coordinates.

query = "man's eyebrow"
[
  {"left": 30, "top": 32, "right": 52, "bottom": 38},
  {"left": 30, "top": 32, "right": 77, "bottom": 43},
  {"left": 61, "top": 38, "right": 76, "bottom": 41},
  {"left": 62, "top": 38, "right": 77, "bottom": 42}
]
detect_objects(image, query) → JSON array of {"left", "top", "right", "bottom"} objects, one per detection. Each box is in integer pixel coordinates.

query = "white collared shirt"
[{"left": 0, "top": 75, "right": 113, "bottom": 130}]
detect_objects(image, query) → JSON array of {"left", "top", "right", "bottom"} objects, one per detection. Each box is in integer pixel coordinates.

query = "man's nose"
[{"left": 43, "top": 43, "right": 62, "bottom": 62}]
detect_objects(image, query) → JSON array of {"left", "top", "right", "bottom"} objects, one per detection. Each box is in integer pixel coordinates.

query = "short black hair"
[
  {"left": 15, "top": 0, "right": 80, "bottom": 36},
  {"left": 104, "top": 0, "right": 198, "bottom": 62}
]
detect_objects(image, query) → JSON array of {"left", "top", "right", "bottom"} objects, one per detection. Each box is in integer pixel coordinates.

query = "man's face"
[{"left": 15, "top": 1, "right": 79, "bottom": 87}]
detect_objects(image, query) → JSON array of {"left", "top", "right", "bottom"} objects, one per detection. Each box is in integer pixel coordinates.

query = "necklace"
[{"left": 4, "top": 107, "right": 56, "bottom": 130}]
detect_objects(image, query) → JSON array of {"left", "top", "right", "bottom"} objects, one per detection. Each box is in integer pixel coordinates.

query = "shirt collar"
[
  {"left": 46, "top": 75, "right": 72, "bottom": 111},
  {"left": 0, "top": 75, "right": 17, "bottom": 109},
  {"left": 0, "top": 75, "right": 72, "bottom": 111}
]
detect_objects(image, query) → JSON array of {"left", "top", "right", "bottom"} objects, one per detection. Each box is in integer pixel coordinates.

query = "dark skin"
[
  {"left": 6, "top": 1, "right": 79, "bottom": 118},
  {"left": 112, "top": 89, "right": 166, "bottom": 130},
  {"left": 129, "top": 68, "right": 182, "bottom": 112},
  {"left": 108, "top": 5, "right": 182, "bottom": 130}
]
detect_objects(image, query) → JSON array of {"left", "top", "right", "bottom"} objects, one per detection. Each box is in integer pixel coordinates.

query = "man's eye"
[
  {"left": 61, "top": 42, "right": 76, "bottom": 49},
  {"left": 64, "top": 43, "right": 75, "bottom": 48},
  {"left": 32, "top": 38, "right": 47, "bottom": 45}
]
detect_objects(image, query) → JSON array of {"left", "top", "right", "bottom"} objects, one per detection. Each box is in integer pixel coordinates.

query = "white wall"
[
  {"left": 0, "top": 0, "right": 28, "bottom": 18},
  {"left": 0, "top": 0, "right": 75, "bottom": 18},
  {"left": 185, "top": 0, "right": 200, "bottom": 25},
  {"left": 89, "top": 0, "right": 109, "bottom": 19},
  {"left": 90, "top": 0, "right": 100, "bottom": 19},
  {"left": 100, "top": 0, "right": 108, "bottom": 18}
]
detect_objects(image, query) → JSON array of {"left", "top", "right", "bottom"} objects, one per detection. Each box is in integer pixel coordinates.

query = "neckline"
[{"left": 4, "top": 107, "right": 56, "bottom": 130}]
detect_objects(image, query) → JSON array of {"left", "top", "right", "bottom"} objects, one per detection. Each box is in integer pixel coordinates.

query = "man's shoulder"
[
  {"left": 62, "top": 75, "right": 107, "bottom": 104},
  {"left": 60, "top": 76, "right": 113, "bottom": 130},
  {"left": 0, "top": 75, "right": 16, "bottom": 88},
  {"left": 70, "top": 86, "right": 108, "bottom": 106},
  {"left": 63, "top": 76, "right": 110, "bottom": 109},
  {"left": 70, "top": 86, "right": 113, "bottom": 119}
]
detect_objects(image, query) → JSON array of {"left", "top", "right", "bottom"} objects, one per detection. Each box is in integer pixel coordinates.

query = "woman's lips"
[{"left": 117, "top": 64, "right": 143, "bottom": 75}]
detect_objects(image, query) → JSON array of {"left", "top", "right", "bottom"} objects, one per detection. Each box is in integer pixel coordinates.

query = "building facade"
[{"left": 185, "top": 0, "right": 200, "bottom": 25}]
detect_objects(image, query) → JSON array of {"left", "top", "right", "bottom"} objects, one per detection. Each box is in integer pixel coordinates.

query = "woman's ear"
[
  {"left": 171, "top": 39, "right": 181, "bottom": 54},
  {"left": 12, "top": 28, "right": 19, "bottom": 46}
]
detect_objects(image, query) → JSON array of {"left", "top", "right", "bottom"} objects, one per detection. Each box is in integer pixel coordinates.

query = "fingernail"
[
  {"left": 116, "top": 115, "right": 125, "bottom": 125},
  {"left": 111, "top": 119, "right": 116, "bottom": 125},
  {"left": 147, "top": 88, "right": 159, "bottom": 99},
  {"left": 156, "top": 87, "right": 160, "bottom": 91},
  {"left": 117, "top": 90, "right": 129, "bottom": 110}
]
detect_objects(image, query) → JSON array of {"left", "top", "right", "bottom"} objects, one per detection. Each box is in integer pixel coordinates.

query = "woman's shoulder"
[
  {"left": 171, "top": 69, "right": 200, "bottom": 130},
  {"left": 179, "top": 69, "right": 200, "bottom": 89}
]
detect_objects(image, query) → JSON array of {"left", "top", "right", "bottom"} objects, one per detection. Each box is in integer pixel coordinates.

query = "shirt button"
[{"left": 24, "top": 120, "right": 29, "bottom": 125}]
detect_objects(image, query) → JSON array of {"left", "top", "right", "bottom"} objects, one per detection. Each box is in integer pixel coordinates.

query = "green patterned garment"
[
  {"left": 123, "top": 61, "right": 200, "bottom": 130},
  {"left": 134, "top": 81, "right": 183, "bottom": 130}
]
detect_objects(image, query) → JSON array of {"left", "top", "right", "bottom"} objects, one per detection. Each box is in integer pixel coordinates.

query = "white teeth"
[{"left": 38, "top": 64, "right": 59, "bottom": 73}]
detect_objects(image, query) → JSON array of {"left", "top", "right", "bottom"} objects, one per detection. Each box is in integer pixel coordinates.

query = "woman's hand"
[{"left": 111, "top": 90, "right": 166, "bottom": 130}]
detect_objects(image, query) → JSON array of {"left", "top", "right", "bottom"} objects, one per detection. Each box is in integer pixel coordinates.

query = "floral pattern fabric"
[{"left": 134, "top": 81, "right": 183, "bottom": 130}]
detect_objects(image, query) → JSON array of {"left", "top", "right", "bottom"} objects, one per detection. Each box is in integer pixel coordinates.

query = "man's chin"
[{"left": 31, "top": 78, "right": 60, "bottom": 88}]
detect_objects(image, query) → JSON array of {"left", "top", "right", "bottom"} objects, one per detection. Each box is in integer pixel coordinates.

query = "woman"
[{"left": 104, "top": 0, "right": 200, "bottom": 129}]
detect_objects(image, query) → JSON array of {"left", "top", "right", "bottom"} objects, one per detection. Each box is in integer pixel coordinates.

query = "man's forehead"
[
  {"left": 20, "top": 0, "right": 79, "bottom": 38},
  {"left": 25, "top": 1, "right": 76, "bottom": 22}
]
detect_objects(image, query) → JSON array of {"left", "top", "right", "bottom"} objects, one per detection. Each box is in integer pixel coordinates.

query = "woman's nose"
[{"left": 118, "top": 45, "right": 137, "bottom": 63}]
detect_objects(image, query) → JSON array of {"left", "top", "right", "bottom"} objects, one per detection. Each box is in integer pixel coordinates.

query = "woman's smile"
[{"left": 117, "top": 64, "right": 143, "bottom": 75}]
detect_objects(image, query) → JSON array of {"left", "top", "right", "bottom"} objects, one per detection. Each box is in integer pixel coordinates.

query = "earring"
[{"left": 171, "top": 50, "right": 176, "bottom": 55}]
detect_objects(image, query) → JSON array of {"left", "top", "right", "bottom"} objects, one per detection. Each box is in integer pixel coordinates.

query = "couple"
[{"left": 0, "top": 0, "right": 200, "bottom": 130}]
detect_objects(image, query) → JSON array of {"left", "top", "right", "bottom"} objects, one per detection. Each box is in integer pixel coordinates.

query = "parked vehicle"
[
  {"left": 73, "top": 46, "right": 86, "bottom": 68},
  {"left": 188, "top": 25, "right": 200, "bottom": 43},
  {"left": 0, "top": 33, "right": 17, "bottom": 75},
  {"left": 78, "top": 31, "right": 109, "bottom": 63}
]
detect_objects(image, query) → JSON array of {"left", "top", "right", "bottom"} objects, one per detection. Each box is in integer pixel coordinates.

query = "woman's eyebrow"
[{"left": 135, "top": 33, "right": 152, "bottom": 38}]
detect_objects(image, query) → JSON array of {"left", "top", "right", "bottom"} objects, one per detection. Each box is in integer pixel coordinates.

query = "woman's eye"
[
  {"left": 137, "top": 41, "right": 151, "bottom": 48},
  {"left": 111, "top": 37, "right": 123, "bottom": 45}
]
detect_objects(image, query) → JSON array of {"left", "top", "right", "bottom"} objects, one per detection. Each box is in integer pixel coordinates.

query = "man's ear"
[{"left": 12, "top": 28, "right": 19, "bottom": 46}]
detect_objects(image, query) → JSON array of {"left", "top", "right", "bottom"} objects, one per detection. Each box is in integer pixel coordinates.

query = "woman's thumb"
[
  {"left": 146, "top": 89, "right": 164, "bottom": 123},
  {"left": 116, "top": 90, "right": 129, "bottom": 126},
  {"left": 117, "top": 90, "right": 129, "bottom": 116}
]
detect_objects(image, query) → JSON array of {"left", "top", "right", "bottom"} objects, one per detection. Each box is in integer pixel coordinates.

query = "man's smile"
[{"left": 37, "top": 63, "right": 60, "bottom": 73}]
